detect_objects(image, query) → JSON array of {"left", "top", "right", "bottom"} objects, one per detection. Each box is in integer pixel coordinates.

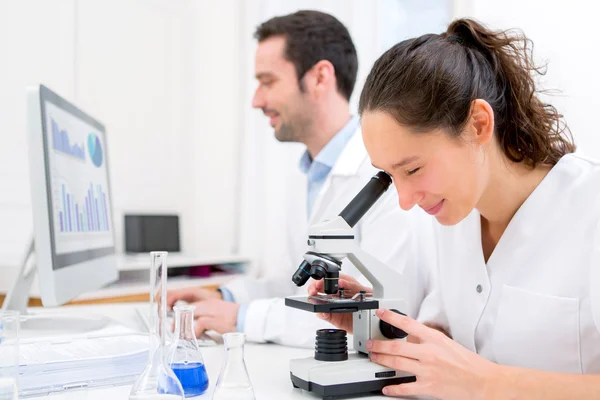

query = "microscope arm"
[
  {"left": 346, "top": 246, "right": 405, "bottom": 300},
  {"left": 306, "top": 217, "right": 404, "bottom": 300}
]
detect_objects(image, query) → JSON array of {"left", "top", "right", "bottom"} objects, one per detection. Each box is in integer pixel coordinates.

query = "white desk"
[
  {"left": 116, "top": 253, "right": 250, "bottom": 272},
  {"left": 24, "top": 303, "right": 395, "bottom": 400}
]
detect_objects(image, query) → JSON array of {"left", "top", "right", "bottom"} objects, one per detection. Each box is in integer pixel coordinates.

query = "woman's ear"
[{"left": 467, "top": 99, "right": 495, "bottom": 146}]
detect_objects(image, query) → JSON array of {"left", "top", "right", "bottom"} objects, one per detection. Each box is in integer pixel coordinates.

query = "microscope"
[{"left": 285, "top": 171, "right": 416, "bottom": 399}]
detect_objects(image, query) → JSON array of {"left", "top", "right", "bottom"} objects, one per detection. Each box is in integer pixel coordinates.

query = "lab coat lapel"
[
  {"left": 484, "top": 157, "right": 582, "bottom": 286},
  {"left": 445, "top": 173, "right": 561, "bottom": 351},
  {"left": 438, "top": 210, "right": 490, "bottom": 351},
  {"left": 308, "top": 129, "right": 368, "bottom": 225}
]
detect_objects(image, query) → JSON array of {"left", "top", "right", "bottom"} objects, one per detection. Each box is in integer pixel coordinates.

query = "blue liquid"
[{"left": 171, "top": 362, "right": 209, "bottom": 397}]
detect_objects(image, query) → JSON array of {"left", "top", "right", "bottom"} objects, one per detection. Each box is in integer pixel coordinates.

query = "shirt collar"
[{"left": 299, "top": 115, "right": 360, "bottom": 174}]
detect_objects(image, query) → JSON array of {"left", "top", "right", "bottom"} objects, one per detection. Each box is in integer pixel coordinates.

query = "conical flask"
[
  {"left": 129, "top": 252, "right": 185, "bottom": 400},
  {"left": 212, "top": 332, "right": 255, "bottom": 400},
  {"left": 167, "top": 305, "right": 209, "bottom": 397}
]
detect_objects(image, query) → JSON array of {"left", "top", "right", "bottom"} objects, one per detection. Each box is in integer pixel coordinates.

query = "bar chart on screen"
[
  {"left": 57, "top": 182, "right": 110, "bottom": 233},
  {"left": 45, "top": 103, "right": 114, "bottom": 255}
]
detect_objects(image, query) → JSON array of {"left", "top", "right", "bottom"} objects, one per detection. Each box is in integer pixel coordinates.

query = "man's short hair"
[{"left": 254, "top": 10, "right": 358, "bottom": 101}]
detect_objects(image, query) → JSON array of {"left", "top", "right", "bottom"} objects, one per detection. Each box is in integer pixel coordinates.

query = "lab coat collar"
[
  {"left": 328, "top": 125, "right": 368, "bottom": 177},
  {"left": 298, "top": 116, "right": 359, "bottom": 174},
  {"left": 307, "top": 125, "right": 369, "bottom": 225}
]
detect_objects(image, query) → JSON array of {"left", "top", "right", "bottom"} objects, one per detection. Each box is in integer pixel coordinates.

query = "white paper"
[{"left": 20, "top": 334, "right": 148, "bottom": 365}]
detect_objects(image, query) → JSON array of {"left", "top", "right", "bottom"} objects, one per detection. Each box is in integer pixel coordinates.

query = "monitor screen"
[{"left": 41, "top": 90, "right": 115, "bottom": 270}]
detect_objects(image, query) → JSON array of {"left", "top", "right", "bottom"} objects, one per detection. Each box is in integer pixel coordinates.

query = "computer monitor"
[{"left": 2, "top": 85, "right": 118, "bottom": 312}]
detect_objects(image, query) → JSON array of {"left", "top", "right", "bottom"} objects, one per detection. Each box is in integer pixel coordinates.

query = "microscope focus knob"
[
  {"left": 379, "top": 309, "right": 408, "bottom": 340},
  {"left": 309, "top": 261, "right": 328, "bottom": 280}
]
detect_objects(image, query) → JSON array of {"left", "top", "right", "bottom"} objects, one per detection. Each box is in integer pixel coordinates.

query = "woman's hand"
[
  {"left": 308, "top": 274, "right": 372, "bottom": 334},
  {"left": 369, "top": 309, "right": 500, "bottom": 400}
]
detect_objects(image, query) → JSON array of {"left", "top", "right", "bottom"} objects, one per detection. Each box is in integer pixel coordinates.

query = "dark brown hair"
[
  {"left": 359, "top": 18, "right": 575, "bottom": 166},
  {"left": 255, "top": 10, "right": 358, "bottom": 102}
]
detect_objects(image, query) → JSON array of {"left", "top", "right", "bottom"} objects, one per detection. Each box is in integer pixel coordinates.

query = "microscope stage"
[{"left": 285, "top": 294, "right": 379, "bottom": 313}]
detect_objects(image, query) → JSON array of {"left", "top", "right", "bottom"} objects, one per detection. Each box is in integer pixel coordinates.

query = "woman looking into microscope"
[{"left": 310, "top": 18, "right": 600, "bottom": 399}]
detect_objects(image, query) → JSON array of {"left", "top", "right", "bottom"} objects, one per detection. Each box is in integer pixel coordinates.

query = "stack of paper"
[
  {"left": 0, "top": 377, "right": 18, "bottom": 400},
  {"left": 18, "top": 333, "right": 149, "bottom": 397}
]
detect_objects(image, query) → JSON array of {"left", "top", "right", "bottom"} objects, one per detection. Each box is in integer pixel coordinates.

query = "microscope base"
[{"left": 289, "top": 353, "right": 415, "bottom": 399}]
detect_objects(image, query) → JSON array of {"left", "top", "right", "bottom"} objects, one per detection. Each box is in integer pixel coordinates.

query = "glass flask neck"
[
  {"left": 148, "top": 252, "right": 168, "bottom": 365},
  {"left": 223, "top": 332, "right": 246, "bottom": 368},
  {"left": 174, "top": 305, "right": 196, "bottom": 341},
  {"left": 224, "top": 331, "right": 246, "bottom": 358},
  {"left": 224, "top": 332, "right": 245, "bottom": 349},
  {"left": 225, "top": 346, "right": 245, "bottom": 371}
]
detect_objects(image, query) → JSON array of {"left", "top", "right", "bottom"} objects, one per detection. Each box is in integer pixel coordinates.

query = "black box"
[{"left": 124, "top": 214, "right": 180, "bottom": 253}]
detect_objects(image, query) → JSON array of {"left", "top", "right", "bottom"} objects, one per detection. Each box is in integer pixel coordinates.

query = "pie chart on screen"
[{"left": 87, "top": 133, "right": 103, "bottom": 167}]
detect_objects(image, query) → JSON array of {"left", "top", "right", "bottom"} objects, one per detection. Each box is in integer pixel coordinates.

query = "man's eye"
[{"left": 406, "top": 167, "right": 421, "bottom": 176}]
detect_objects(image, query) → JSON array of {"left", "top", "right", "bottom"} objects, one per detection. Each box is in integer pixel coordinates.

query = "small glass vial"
[
  {"left": 168, "top": 305, "right": 209, "bottom": 397},
  {"left": 212, "top": 332, "right": 255, "bottom": 400}
]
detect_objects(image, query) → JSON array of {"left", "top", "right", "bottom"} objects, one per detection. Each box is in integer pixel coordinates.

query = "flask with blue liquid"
[{"left": 168, "top": 305, "right": 209, "bottom": 397}]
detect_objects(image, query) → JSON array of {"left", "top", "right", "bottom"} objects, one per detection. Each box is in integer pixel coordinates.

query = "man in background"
[{"left": 167, "top": 10, "right": 428, "bottom": 347}]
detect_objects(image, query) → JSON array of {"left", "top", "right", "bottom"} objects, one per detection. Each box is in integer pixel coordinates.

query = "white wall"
[
  {"left": 454, "top": 0, "right": 600, "bottom": 158},
  {"left": 0, "top": 0, "right": 77, "bottom": 268},
  {"left": 191, "top": 0, "right": 243, "bottom": 256},
  {"left": 0, "top": 0, "right": 242, "bottom": 276}
]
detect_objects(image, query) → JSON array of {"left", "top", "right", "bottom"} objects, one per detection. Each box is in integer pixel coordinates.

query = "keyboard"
[{"left": 134, "top": 306, "right": 218, "bottom": 346}]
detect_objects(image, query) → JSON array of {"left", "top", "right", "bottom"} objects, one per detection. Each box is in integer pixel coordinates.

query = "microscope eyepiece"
[
  {"left": 339, "top": 171, "right": 392, "bottom": 228},
  {"left": 292, "top": 260, "right": 312, "bottom": 287}
]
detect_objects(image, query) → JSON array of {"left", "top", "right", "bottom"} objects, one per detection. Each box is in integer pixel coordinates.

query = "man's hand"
[
  {"left": 191, "top": 299, "right": 240, "bottom": 337},
  {"left": 308, "top": 273, "right": 372, "bottom": 334},
  {"left": 166, "top": 287, "right": 222, "bottom": 309}
]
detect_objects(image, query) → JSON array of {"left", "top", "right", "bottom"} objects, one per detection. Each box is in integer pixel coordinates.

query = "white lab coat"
[
  {"left": 418, "top": 153, "right": 600, "bottom": 373},
  {"left": 223, "top": 128, "right": 432, "bottom": 347}
]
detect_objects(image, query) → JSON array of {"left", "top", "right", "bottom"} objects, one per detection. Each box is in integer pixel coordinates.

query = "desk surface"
[
  {"left": 0, "top": 275, "right": 235, "bottom": 308},
  {"left": 25, "top": 303, "right": 396, "bottom": 400}
]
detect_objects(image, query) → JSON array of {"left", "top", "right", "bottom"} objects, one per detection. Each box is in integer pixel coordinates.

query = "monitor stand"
[{"left": 2, "top": 238, "right": 111, "bottom": 337}]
